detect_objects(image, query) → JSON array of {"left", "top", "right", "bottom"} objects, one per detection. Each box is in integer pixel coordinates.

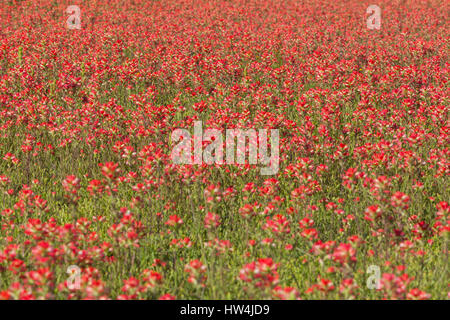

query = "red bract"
[
  {"left": 330, "top": 243, "right": 357, "bottom": 265},
  {"left": 263, "top": 214, "right": 290, "bottom": 235},
  {"left": 165, "top": 215, "right": 184, "bottom": 227},
  {"left": 99, "top": 162, "right": 120, "bottom": 181},
  {"left": 239, "top": 258, "right": 279, "bottom": 289},
  {"left": 108, "top": 212, "right": 145, "bottom": 248},
  {"left": 62, "top": 175, "right": 81, "bottom": 203},
  {"left": 204, "top": 212, "right": 221, "bottom": 230},
  {"left": 390, "top": 192, "right": 410, "bottom": 210},
  {"left": 59, "top": 267, "right": 109, "bottom": 300},
  {"left": 272, "top": 286, "right": 301, "bottom": 300},
  {"left": 87, "top": 179, "right": 104, "bottom": 196},
  {"left": 406, "top": 288, "right": 431, "bottom": 300},
  {"left": 159, "top": 293, "right": 176, "bottom": 300},
  {"left": 184, "top": 260, "right": 207, "bottom": 288}
]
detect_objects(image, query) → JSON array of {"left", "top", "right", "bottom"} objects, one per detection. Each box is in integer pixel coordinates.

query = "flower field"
[{"left": 0, "top": 0, "right": 448, "bottom": 300}]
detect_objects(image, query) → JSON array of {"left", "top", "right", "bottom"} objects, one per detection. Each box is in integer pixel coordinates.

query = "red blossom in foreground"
[
  {"left": 184, "top": 260, "right": 207, "bottom": 288},
  {"left": 239, "top": 258, "right": 279, "bottom": 289},
  {"left": 159, "top": 293, "right": 176, "bottom": 300},
  {"left": 263, "top": 214, "right": 290, "bottom": 235},
  {"left": 406, "top": 288, "right": 431, "bottom": 300},
  {"left": 165, "top": 215, "right": 184, "bottom": 227},
  {"left": 204, "top": 212, "right": 221, "bottom": 230},
  {"left": 272, "top": 286, "right": 301, "bottom": 300},
  {"left": 62, "top": 175, "right": 81, "bottom": 203}
]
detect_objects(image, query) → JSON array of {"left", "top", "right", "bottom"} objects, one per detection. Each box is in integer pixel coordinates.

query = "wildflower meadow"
[{"left": 0, "top": 0, "right": 448, "bottom": 301}]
